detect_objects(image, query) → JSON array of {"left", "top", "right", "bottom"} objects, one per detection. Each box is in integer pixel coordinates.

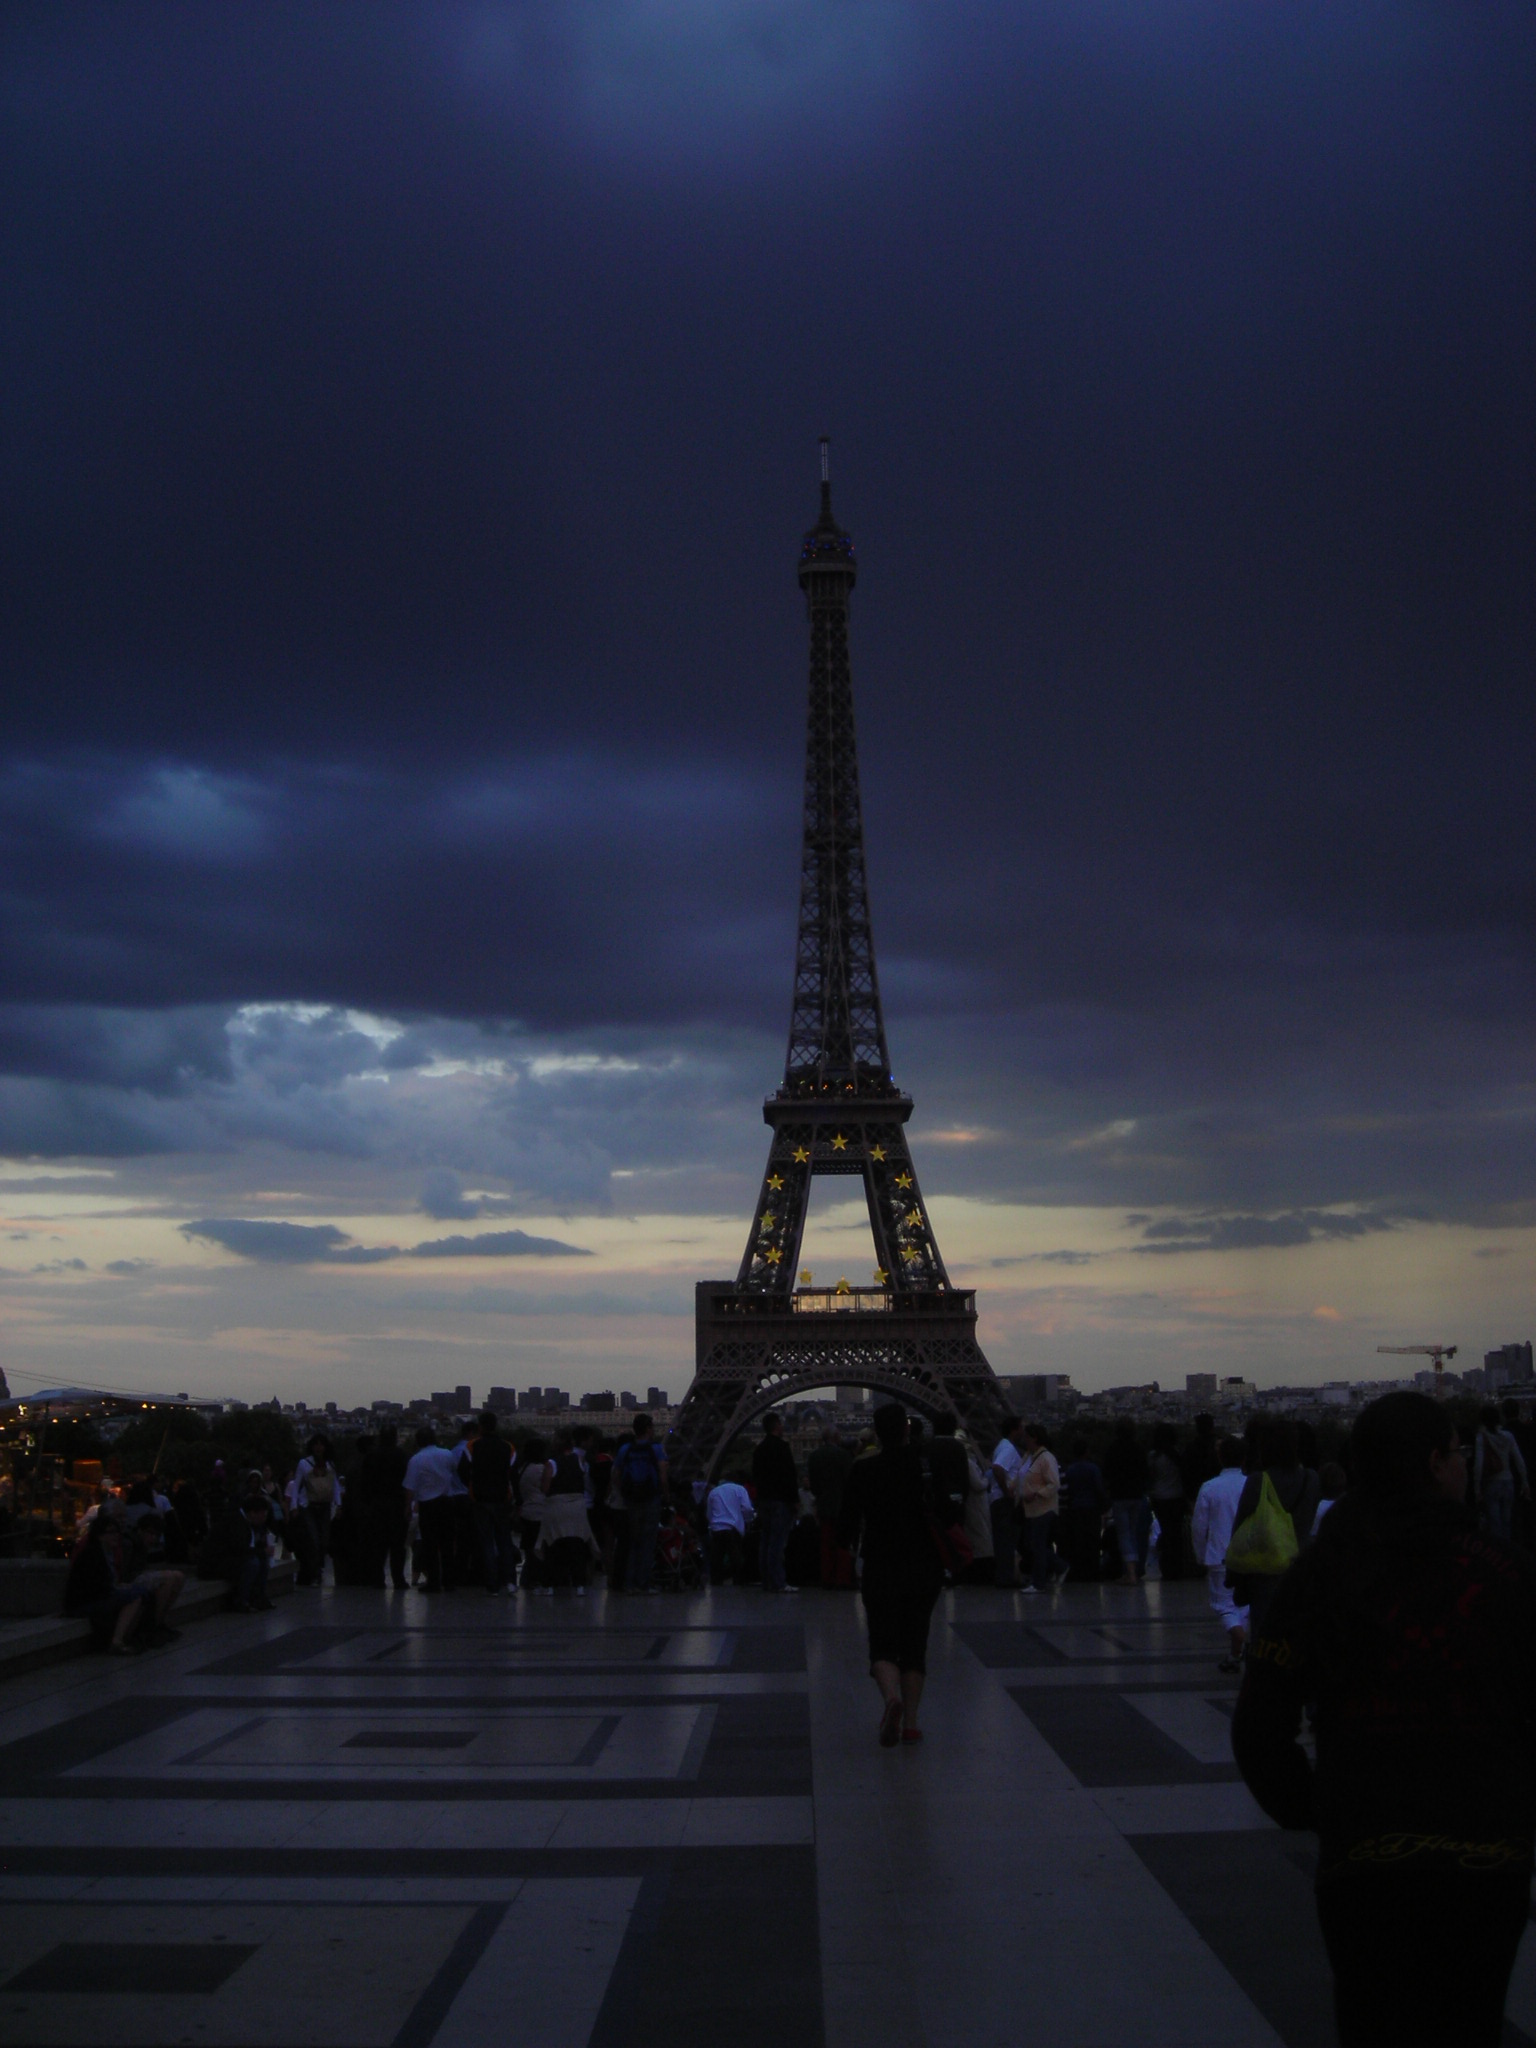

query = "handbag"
[{"left": 1225, "top": 1471, "right": 1299, "bottom": 1577}]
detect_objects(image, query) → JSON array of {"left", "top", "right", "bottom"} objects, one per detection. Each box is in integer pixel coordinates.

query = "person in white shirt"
[
  {"left": 706, "top": 1476, "right": 754, "bottom": 1585},
  {"left": 988, "top": 1418, "right": 1026, "bottom": 1588},
  {"left": 402, "top": 1429, "right": 461, "bottom": 1592},
  {"left": 1474, "top": 1404, "right": 1530, "bottom": 1544},
  {"left": 1191, "top": 1437, "right": 1251, "bottom": 1672},
  {"left": 291, "top": 1436, "right": 342, "bottom": 1588},
  {"left": 1012, "top": 1423, "right": 1063, "bottom": 1594}
]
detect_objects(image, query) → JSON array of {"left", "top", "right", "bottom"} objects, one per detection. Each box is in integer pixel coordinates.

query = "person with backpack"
[
  {"left": 1225, "top": 1418, "right": 1320, "bottom": 1636},
  {"left": 1233, "top": 1393, "right": 1536, "bottom": 2048},
  {"left": 613, "top": 1414, "right": 668, "bottom": 1593},
  {"left": 536, "top": 1430, "right": 599, "bottom": 1592},
  {"left": 292, "top": 1435, "right": 341, "bottom": 1588},
  {"left": 1475, "top": 1403, "right": 1529, "bottom": 1545}
]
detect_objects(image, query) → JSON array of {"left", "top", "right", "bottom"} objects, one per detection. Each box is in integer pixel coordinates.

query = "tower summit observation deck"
[{"left": 668, "top": 444, "right": 1005, "bottom": 1481}]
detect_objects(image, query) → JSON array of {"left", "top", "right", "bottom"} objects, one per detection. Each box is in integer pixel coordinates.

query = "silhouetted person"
[
  {"left": 838, "top": 1403, "right": 944, "bottom": 1746},
  {"left": 751, "top": 1412, "right": 799, "bottom": 1595},
  {"left": 1103, "top": 1420, "right": 1150, "bottom": 1587},
  {"left": 1234, "top": 1392, "right": 1536, "bottom": 2048},
  {"left": 808, "top": 1426, "right": 855, "bottom": 1588},
  {"left": 356, "top": 1424, "right": 409, "bottom": 1588}
]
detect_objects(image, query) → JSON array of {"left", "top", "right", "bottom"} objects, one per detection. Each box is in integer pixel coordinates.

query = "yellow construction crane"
[{"left": 1377, "top": 1343, "right": 1459, "bottom": 1388}]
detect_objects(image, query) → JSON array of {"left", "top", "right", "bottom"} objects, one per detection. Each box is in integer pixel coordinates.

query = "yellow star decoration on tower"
[
  {"left": 873, "top": 1267, "right": 888, "bottom": 1284},
  {"left": 767, "top": 1173, "right": 783, "bottom": 1191},
  {"left": 792, "top": 1147, "right": 810, "bottom": 1164},
  {"left": 830, "top": 1133, "right": 848, "bottom": 1150},
  {"left": 901, "top": 1246, "right": 920, "bottom": 1262},
  {"left": 905, "top": 1209, "right": 922, "bottom": 1227},
  {"left": 760, "top": 1214, "right": 776, "bottom": 1233},
  {"left": 894, "top": 1172, "right": 913, "bottom": 1189},
  {"left": 869, "top": 1146, "right": 885, "bottom": 1162},
  {"left": 765, "top": 1247, "right": 782, "bottom": 1264}
]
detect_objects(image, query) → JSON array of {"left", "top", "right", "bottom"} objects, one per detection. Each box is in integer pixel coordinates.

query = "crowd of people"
[{"left": 54, "top": 1384, "right": 1536, "bottom": 2038}]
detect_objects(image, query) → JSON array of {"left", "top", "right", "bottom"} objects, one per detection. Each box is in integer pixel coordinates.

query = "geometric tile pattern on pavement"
[{"left": 1, "top": 1579, "right": 1533, "bottom": 2046}]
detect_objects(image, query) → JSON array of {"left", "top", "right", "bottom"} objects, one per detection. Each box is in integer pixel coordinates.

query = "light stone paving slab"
[
  {"left": 300, "top": 1628, "right": 735, "bottom": 1671},
  {"left": 808, "top": 1600, "right": 1286, "bottom": 2048},
  {"left": 0, "top": 1899, "right": 468, "bottom": 2047},
  {"left": 1123, "top": 1688, "right": 1243, "bottom": 1764},
  {"left": 1091, "top": 1781, "right": 1277, "bottom": 1835},
  {"left": 66, "top": 1701, "right": 711, "bottom": 1783},
  {"left": 678, "top": 1792, "right": 815, "bottom": 1846},
  {"left": 0, "top": 1791, "right": 816, "bottom": 1852},
  {"left": 431, "top": 1878, "right": 640, "bottom": 2048},
  {"left": 163, "top": 1669, "right": 807, "bottom": 1700}
]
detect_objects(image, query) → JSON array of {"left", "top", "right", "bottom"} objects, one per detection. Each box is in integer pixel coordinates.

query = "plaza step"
[{"left": 0, "top": 1554, "right": 298, "bottom": 1680}]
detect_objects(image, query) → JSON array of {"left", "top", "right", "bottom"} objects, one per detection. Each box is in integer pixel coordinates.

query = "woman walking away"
[
  {"left": 1233, "top": 1392, "right": 1536, "bottom": 2048},
  {"left": 1148, "top": 1424, "right": 1190, "bottom": 1580},
  {"left": 838, "top": 1403, "right": 945, "bottom": 1747},
  {"left": 1103, "top": 1419, "right": 1150, "bottom": 1588}
]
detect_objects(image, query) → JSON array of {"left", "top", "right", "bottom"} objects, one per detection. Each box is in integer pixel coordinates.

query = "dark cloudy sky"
[{"left": 2, "top": 2, "right": 1532, "bottom": 1401}]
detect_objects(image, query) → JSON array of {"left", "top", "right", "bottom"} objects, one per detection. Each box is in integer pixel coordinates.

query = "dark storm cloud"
[
  {"left": 409, "top": 1229, "right": 590, "bottom": 1259},
  {"left": 1136, "top": 1209, "right": 1402, "bottom": 1255},
  {"left": 419, "top": 1172, "right": 518, "bottom": 1220},
  {"left": 180, "top": 1216, "right": 589, "bottom": 1262},
  {"left": 1, "top": 3, "right": 1533, "bottom": 1231},
  {"left": 181, "top": 1220, "right": 395, "bottom": 1264}
]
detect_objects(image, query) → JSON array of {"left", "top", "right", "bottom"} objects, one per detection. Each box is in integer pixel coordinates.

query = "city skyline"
[{"left": 2, "top": 6, "right": 1533, "bottom": 1406}]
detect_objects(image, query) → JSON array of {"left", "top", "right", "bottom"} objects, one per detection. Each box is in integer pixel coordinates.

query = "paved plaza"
[{"left": 3, "top": 1581, "right": 1535, "bottom": 2048}]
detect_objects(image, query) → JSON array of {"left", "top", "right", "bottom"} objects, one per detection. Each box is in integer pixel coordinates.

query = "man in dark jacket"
[
  {"left": 202, "top": 1489, "right": 274, "bottom": 1612},
  {"left": 807, "top": 1427, "right": 855, "bottom": 1588},
  {"left": 1103, "top": 1420, "right": 1150, "bottom": 1587},
  {"left": 752, "top": 1412, "right": 800, "bottom": 1595}
]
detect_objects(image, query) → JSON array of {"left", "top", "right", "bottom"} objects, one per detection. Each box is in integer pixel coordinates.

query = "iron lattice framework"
[{"left": 670, "top": 446, "right": 1005, "bottom": 1480}]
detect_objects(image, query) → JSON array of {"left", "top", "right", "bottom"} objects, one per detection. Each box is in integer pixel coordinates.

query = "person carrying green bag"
[{"left": 1226, "top": 1418, "right": 1320, "bottom": 1635}]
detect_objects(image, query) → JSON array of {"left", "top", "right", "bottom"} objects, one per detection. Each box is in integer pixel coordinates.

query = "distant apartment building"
[
  {"left": 487, "top": 1386, "right": 516, "bottom": 1414},
  {"left": 647, "top": 1387, "right": 669, "bottom": 1409},
  {"left": 1186, "top": 1373, "right": 1218, "bottom": 1399},
  {"left": 1486, "top": 1343, "right": 1535, "bottom": 1388},
  {"left": 620, "top": 1391, "right": 639, "bottom": 1410},
  {"left": 835, "top": 1384, "right": 869, "bottom": 1411},
  {"left": 1000, "top": 1374, "right": 1072, "bottom": 1408},
  {"left": 430, "top": 1385, "right": 472, "bottom": 1414},
  {"left": 581, "top": 1391, "right": 616, "bottom": 1411}
]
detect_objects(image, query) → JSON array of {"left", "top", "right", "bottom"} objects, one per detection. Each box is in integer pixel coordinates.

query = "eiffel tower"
[{"left": 669, "top": 444, "right": 1006, "bottom": 1480}]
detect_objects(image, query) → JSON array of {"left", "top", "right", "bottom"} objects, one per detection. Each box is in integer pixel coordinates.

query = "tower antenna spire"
[{"left": 819, "top": 435, "right": 830, "bottom": 485}]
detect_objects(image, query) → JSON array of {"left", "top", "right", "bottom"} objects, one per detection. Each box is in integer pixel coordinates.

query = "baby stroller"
[{"left": 653, "top": 1507, "right": 706, "bottom": 1592}]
